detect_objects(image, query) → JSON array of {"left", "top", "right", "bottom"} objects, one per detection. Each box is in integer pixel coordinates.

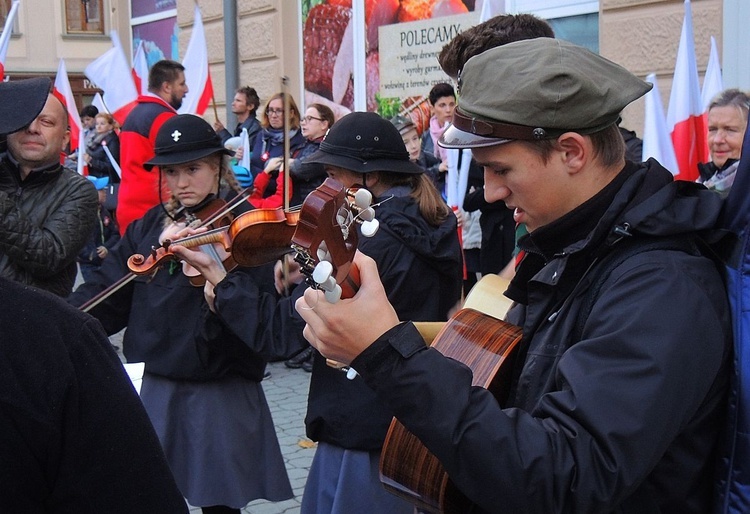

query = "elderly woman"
[
  {"left": 69, "top": 114, "right": 293, "bottom": 514},
  {"left": 698, "top": 88, "right": 750, "bottom": 196}
]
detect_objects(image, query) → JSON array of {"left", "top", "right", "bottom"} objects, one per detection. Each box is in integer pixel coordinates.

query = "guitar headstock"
[{"left": 291, "top": 177, "right": 378, "bottom": 303}]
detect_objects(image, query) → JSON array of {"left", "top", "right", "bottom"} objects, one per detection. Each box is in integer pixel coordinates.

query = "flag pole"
[{"left": 211, "top": 94, "right": 219, "bottom": 123}]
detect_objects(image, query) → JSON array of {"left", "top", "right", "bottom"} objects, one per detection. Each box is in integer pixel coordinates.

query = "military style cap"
[
  {"left": 0, "top": 77, "right": 51, "bottom": 135},
  {"left": 439, "top": 38, "right": 652, "bottom": 149},
  {"left": 306, "top": 112, "right": 423, "bottom": 175},
  {"left": 144, "top": 114, "right": 234, "bottom": 170}
]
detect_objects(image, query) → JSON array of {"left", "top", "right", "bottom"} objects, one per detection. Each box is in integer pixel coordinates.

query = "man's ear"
[
  {"left": 61, "top": 128, "right": 70, "bottom": 151},
  {"left": 556, "top": 132, "right": 588, "bottom": 174}
]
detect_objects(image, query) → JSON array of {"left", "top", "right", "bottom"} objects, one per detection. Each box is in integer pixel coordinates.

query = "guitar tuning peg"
[
  {"left": 324, "top": 284, "right": 342, "bottom": 303},
  {"left": 312, "top": 260, "right": 333, "bottom": 285},
  {"left": 354, "top": 188, "right": 373, "bottom": 209},
  {"left": 359, "top": 207, "right": 375, "bottom": 222},
  {"left": 361, "top": 219, "right": 379, "bottom": 238}
]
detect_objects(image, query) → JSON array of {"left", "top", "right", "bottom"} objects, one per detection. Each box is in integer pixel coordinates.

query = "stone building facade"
[{"left": 2, "top": 0, "right": 747, "bottom": 137}]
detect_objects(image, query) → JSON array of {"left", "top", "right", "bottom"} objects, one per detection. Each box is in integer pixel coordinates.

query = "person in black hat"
[
  {"left": 69, "top": 114, "right": 294, "bottom": 514},
  {"left": 248, "top": 111, "right": 462, "bottom": 514},
  {"left": 0, "top": 78, "right": 188, "bottom": 513},
  {"left": 0, "top": 77, "right": 98, "bottom": 296},
  {"left": 295, "top": 39, "right": 732, "bottom": 513}
]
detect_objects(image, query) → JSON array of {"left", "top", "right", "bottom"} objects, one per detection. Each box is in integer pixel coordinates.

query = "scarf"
[
  {"left": 87, "top": 130, "right": 112, "bottom": 152},
  {"left": 429, "top": 116, "right": 449, "bottom": 162}
]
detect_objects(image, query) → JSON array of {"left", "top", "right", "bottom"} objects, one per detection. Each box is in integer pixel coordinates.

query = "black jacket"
[
  {"left": 86, "top": 131, "right": 121, "bottom": 183},
  {"left": 306, "top": 187, "right": 463, "bottom": 450},
  {"left": 0, "top": 154, "right": 98, "bottom": 296},
  {"left": 288, "top": 137, "right": 326, "bottom": 207},
  {"left": 353, "top": 160, "right": 731, "bottom": 512},
  {"left": 0, "top": 277, "right": 187, "bottom": 513},
  {"left": 67, "top": 203, "right": 278, "bottom": 381},
  {"left": 217, "top": 116, "right": 261, "bottom": 148}
]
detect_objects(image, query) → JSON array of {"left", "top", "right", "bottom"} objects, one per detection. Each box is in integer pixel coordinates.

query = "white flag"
[
  {"left": 701, "top": 36, "right": 723, "bottom": 112},
  {"left": 53, "top": 59, "right": 84, "bottom": 174},
  {"left": 132, "top": 40, "right": 149, "bottom": 96},
  {"left": 0, "top": 0, "right": 20, "bottom": 79},
  {"left": 178, "top": 5, "right": 213, "bottom": 115},
  {"left": 643, "top": 73, "right": 679, "bottom": 175},
  {"left": 85, "top": 31, "right": 138, "bottom": 126},
  {"left": 240, "top": 128, "right": 251, "bottom": 171}
]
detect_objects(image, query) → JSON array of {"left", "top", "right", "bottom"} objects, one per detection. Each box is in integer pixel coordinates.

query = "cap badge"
[
  {"left": 171, "top": 130, "right": 182, "bottom": 142},
  {"left": 532, "top": 128, "right": 546, "bottom": 140}
]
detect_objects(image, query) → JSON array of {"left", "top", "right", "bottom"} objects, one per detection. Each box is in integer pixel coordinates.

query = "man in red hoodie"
[{"left": 117, "top": 59, "right": 188, "bottom": 235}]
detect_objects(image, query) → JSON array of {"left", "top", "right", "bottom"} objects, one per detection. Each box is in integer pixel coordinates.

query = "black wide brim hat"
[
  {"left": 306, "top": 111, "right": 423, "bottom": 175},
  {"left": 0, "top": 77, "right": 51, "bottom": 135},
  {"left": 144, "top": 114, "right": 234, "bottom": 170}
]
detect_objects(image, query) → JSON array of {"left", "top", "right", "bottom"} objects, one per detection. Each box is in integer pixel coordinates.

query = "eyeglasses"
[
  {"left": 267, "top": 108, "right": 284, "bottom": 116},
  {"left": 302, "top": 115, "right": 323, "bottom": 123}
]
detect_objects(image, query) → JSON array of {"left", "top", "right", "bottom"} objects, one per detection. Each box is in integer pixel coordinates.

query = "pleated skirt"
[
  {"left": 300, "top": 441, "right": 413, "bottom": 514},
  {"left": 141, "top": 373, "right": 293, "bottom": 509}
]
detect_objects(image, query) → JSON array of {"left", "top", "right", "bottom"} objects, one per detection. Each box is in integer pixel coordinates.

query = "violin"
[
  {"left": 175, "top": 197, "right": 238, "bottom": 286},
  {"left": 79, "top": 195, "right": 245, "bottom": 312},
  {"left": 128, "top": 207, "right": 300, "bottom": 276}
]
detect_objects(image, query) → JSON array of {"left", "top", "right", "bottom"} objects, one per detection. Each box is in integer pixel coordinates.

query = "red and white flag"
[
  {"left": 132, "top": 40, "right": 149, "bottom": 95},
  {"left": 665, "top": 0, "right": 707, "bottom": 181},
  {"left": 53, "top": 59, "right": 85, "bottom": 175},
  {"left": 85, "top": 31, "right": 138, "bottom": 126},
  {"left": 0, "top": 0, "right": 20, "bottom": 80},
  {"left": 643, "top": 73, "right": 679, "bottom": 174},
  {"left": 701, "top": 35, "right": 723, "bottom": 112},
  {"left": 178, "top": 4, "right": 213, "bottom": 115}
]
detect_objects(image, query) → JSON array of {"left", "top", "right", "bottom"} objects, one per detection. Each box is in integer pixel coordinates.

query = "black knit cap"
[
  {"left": 144, "top": 114, "right": 234, "bottom": 170},
  {"left": 306, "top": 111, "right": 423, "bottom": 174},
  {"left": 0, "top": 77, "right": 50, "bottom": 135}
]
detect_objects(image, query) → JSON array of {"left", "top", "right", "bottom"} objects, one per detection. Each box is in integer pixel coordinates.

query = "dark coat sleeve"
[
  {"left": 352, "top": 253, "right": 730, "bottom": 513},
  {"left": 0, "top": 293, "right": 187, "bottom": 513},
  {"left": 212, "top": 267, "right": 308, "bottom": 361}
]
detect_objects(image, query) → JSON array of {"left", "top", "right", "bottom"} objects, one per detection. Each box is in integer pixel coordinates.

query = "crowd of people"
[{"left": 0, "top": 11, "right": 749, "bottom": 514}]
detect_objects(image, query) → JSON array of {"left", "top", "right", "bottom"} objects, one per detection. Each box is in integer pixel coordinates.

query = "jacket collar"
[{"left": 2, "top": 151, "right": 63, "bottom": 185}]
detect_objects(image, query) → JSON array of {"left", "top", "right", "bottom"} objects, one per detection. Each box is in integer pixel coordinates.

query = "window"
[
  {"left": 0, "top": 0, "right": 15, "bottom": 34},
  {"left": 65, "top": 0, "right": 104, "bottom": 34}
]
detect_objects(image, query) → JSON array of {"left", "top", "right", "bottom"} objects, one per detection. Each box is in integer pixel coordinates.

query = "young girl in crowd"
[{"left": 68, "top": 114, "right": 293, "bottom": 514}]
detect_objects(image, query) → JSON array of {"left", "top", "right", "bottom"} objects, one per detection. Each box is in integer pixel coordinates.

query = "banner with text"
[{"left": 379, "top": 11, "right": 479, "bottom": 99}]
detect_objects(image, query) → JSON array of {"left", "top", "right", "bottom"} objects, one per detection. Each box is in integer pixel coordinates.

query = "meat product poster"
[
  {"left": 301, "top": 0, "right": 480, "bottom": 123},
  {"left": 379, "top": 11, "right": 478, "bottom": 98}
]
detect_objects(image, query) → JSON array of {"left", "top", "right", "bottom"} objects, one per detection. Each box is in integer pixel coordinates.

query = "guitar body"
[{"left": 379, "top": 308, "right": 523, "bottom": 513}]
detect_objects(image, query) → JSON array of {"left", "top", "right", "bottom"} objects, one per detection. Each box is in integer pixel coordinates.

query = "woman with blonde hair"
[{"left": 248, "top": 92, "right": 306, "bottom": 207}]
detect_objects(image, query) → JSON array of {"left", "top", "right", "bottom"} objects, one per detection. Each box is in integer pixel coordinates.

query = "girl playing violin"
[
  {"left": 180, "top": 112, "right": 463, "bottom": 514},
  {"left": 68, "top": 114, "right": 293, "bottom": 514}
]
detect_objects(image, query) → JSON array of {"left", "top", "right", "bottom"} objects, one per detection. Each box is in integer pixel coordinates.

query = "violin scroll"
[{"left": 291, "top": 178, "right": 377, "bottom": 303}]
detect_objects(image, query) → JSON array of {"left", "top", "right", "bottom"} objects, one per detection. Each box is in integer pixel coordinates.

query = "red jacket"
[
  {"left": 248, "top": 171, "right": 292, "bottom": 209},
  {"left": 117, "top": 95, "right": 176, "bottom": 235}
]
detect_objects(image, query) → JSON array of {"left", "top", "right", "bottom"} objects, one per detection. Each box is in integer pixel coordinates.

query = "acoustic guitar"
[
  {"left": 379, "top": 275, "right": 522, "bottom": 514},
  {"left": 293, "top": 179, "right": 523, "bottom": 512}
]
